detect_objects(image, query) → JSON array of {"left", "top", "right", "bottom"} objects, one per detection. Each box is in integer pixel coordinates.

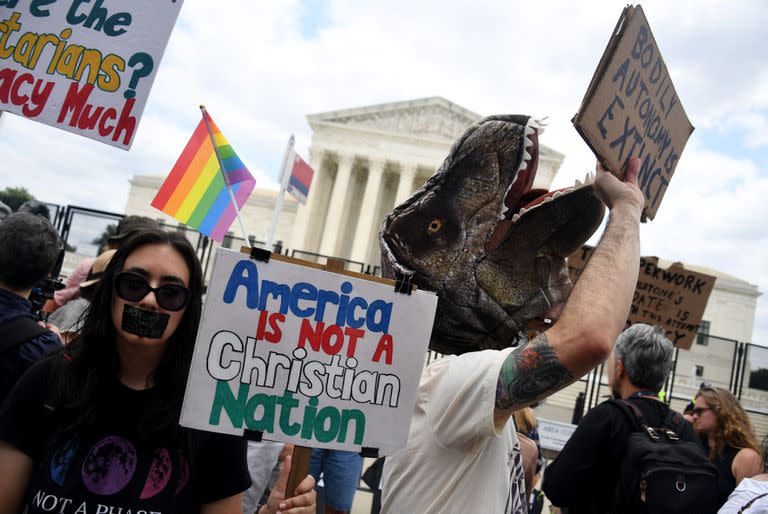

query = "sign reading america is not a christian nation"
[
  {"left": 181, "top": 248, "right": 438, "bottom": 455},
  {"left": 0, "top": 0, "right": 183, "bottom": 149}
]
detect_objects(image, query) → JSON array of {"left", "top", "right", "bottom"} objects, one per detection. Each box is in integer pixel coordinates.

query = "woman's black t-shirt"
[
  {"left": 707, "top": 441, "right": 740, "bottom": 507},
  {"left": 0, "top": 358, "right": 251, "bottom": 514}
]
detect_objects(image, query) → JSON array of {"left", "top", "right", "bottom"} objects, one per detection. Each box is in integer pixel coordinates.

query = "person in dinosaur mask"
[
  {"left": 0, "top": 230, "right": 316, "bottom": 514},
  {"left": 379, "top": 114, "right": 646, "bottom": 513}
]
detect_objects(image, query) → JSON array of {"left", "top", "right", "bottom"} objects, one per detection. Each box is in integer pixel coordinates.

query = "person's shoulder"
[
  {"left": 733, "top": 447, "right": 763, "bottom": 467},
  {"left": 576, "top": 400, "right": 625, "bottom": 430},
  {"left": 14, "top": 354, "right": 59, "bottom": 388},
  {"left": 588, "top": 399, "right": 625, "bottom": 418}
]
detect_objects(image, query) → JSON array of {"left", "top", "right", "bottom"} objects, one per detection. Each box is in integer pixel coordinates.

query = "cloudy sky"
[{"left": 1, "top": 0, "right": 766, "bottom": 345}]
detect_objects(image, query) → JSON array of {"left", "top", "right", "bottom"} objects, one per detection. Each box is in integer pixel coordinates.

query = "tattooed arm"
[{"left": 495, "top": 158, "right": 644, "bottom": 423}]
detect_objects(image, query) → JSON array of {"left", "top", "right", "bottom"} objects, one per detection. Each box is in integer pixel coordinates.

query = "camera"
[{"left": 29, "top": 248, "right": 65, "bottom": 322}]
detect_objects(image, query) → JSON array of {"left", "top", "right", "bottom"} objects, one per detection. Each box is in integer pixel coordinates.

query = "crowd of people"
[{"left": 0, "top": 157, "right": 764, "bottom": 514}]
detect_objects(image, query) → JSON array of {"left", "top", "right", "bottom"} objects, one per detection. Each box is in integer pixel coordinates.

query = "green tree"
[
  {"left": 0, "top": 187, "right": 33, "bottom": 212},
  {"left": 749, "top": 368, "right": 768, "bottom": 392},
  {"left": 91, "top": 223, "right": 118, "bottom": 252}
]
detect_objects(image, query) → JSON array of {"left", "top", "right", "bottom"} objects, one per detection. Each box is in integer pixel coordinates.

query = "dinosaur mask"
[{"left": 379, "top": 115, "right": 605, "bottom": 354}]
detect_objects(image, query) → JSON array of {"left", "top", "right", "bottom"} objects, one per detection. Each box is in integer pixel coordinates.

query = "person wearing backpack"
[
  {"left": 0, "top": 213, "right": 63, "bottom": 405},
  {"left": 543, "top": 323, "right": 719, "bottom": 514}
]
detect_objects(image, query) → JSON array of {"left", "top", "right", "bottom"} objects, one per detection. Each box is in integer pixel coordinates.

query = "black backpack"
[{"left": 610, "top": 399, "right": 720, "bottom": 514}]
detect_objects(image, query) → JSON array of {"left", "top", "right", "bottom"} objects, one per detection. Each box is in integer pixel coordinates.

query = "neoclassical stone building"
[
  {"left": 123, "top": 96, "right": 764, "bottom": 436},
  {"left": 289, "top": 97, "right": 564, "bottom": 266}
]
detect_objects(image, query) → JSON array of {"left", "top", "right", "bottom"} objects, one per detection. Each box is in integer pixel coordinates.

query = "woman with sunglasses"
[
  {"left": 0, "top": 230, "right": 315, "bottom": 513},
  {"left": 693, "top": 386, "right": 765, "bottom": 507}
]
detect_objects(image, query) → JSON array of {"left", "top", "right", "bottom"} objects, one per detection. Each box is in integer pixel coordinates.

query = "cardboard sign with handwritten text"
[
  {"left": 568, "top": 246, "right": 715, "bottom": 349},
  {"left": 573, "top": 5, "right": 693, "bottom": 220}
]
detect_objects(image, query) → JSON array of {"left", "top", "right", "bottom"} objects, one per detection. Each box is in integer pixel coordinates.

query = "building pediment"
[{"left": 307, "top": 97, "right": 481, "bottom": 141}]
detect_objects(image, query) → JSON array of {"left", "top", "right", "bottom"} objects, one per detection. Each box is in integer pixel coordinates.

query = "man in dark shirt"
[
  {"left": 543, "top": 323, "right": 702, "bottom": 513},
  {"left": 0, "top": 213, "right": 62, "bottom": 403}
]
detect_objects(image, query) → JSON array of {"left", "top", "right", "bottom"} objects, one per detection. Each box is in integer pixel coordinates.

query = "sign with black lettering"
[
  {"left": 180, "top": 247, "right": 438, "bottom": 454},
  {"left": 568, "top": 246, "right": 716, "bottom": 349},
  {"left": 538, "top": 418, "right": 576, "bottom": 453},
  {"left": 573, "top": 4, "right": 693, "bottom": 220}
]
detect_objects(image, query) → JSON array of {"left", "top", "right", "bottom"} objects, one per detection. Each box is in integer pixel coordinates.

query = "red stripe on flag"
[
  {"left": 292, "top": 156, "right": 314, "bottom": 186},
  {"left": 152, "top": 121, "right": 209, "bottom": 210}
]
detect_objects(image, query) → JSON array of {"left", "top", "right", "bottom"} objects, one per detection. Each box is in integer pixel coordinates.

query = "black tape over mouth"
[{"left": 121, "top": 305, "right": 170, "bottom": 339}]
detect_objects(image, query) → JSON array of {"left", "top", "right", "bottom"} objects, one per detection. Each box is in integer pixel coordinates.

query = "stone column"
[
  {"left": 319, "top": 153, "right": 354, "bottom": 257},
  {"left": 350, "top": 159, "right": 385, "bottom": 263},
  {"left": 289, "top": 147, "right": 324, "bottom": 251},
  {"left": 394, "top": 164, "right": 418, "bottom": 206}
]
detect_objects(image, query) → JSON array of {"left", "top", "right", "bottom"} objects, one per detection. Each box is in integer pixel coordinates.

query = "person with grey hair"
[{"left": 543, "top": 323, "right": 709, "bottom": 513}]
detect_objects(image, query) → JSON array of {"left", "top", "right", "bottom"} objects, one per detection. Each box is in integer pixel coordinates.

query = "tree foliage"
[
  {"left": 91, "top": 223, "right": 118, "bottom": 252},
  {"left": 749, "top": 368, "right": 768, "bottom": 392},
  {"left": 0, "top": 187, "right": 34, "bottom": 212}
]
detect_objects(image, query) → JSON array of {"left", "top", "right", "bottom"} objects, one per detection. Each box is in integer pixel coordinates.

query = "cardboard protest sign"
[
  {"left": 0, "top": 0, "right": 183, "bottom": 149},
  {"left": 180, "top": 248, "right": 438, "bottom": 455},
  {"left": 568, "top": 246, "right": 715, "bottom": 349},
  {"left": 573, "top": 5, "right": 693, "bottom": 220}
]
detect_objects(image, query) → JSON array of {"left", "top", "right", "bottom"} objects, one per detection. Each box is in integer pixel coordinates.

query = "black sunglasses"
[
  {"left": 691, "top": 407, "right": 712, "bottom": 416},
  {"left": 114, "top": 272, "right": 191, "bottom": 312}
]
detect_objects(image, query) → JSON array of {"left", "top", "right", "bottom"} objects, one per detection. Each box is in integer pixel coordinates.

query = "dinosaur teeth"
[
  {"left": 583, "top": 172, "right": 594, "bottom": 185},
  {"left": 524, "top": 135, "right": 533, "bottom": 149},
  {"left": 575, "top": 178, "right": 583, "bottom": 188},
  {"left": 523, "top": 150, "right": 532, "bottom": 161},
  {"left": 517, "top": 160, "right": 527, "bottom": 172},
  {"left": 511, "top": 213, "right": 520, "bottom": 223},
  {"left": 524, "top": 126, "right": 536, "bottom": 137}
]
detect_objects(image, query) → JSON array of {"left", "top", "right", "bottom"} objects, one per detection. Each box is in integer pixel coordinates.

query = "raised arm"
[{"left": 495, "top": 158, "right": 644, "bottom": 421}]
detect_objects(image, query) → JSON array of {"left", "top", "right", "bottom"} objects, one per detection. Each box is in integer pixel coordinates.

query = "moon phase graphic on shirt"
[
  {"left": 50, "top": 436, "right": 80, "bottom": 486},
  {"left": 174, "top": 449, "right": 189, "bottom": 495},
  {"left": 82, "top": 436, "right": 138, "bottom": 495},
  {"left": 140, "top": 448, "right": 172, "bottom": 499}
]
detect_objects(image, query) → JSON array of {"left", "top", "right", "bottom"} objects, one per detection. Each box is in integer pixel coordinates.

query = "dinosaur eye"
[{"left": 427, "top": 218, "right": 444, "bottom": 234}]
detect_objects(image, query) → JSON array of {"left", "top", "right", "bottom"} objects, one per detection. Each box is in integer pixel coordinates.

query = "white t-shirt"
[
  {"left": 381, "top": 348, "right": 527, "bottom": 514},
  {"left": 718, "top": 477, "right": 768, "bottom": 514}
]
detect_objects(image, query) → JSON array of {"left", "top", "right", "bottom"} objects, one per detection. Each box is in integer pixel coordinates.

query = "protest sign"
[
  {"left": 180, "top": 247, "right": 438, "bottom": 455},
  {"left": 0, "top": 0, "right": 183, "bottom": 149},
  {"left": 572, "top": 5, "right": 693, "bottom": 220},
  {"left": 568, "top": 246, "right": 716, "bottom": 349}
]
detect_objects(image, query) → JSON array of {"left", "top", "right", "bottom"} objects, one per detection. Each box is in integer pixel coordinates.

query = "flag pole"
[
  {"left": 265, "top": 134, "right": 294, "bottom": 250},
  {"left": 199, "top": 105, "right": 252, "bottom": 246}
]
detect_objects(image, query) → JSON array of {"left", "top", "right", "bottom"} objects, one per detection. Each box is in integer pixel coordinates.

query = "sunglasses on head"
[{"left": 114, "top": 272, "right": 191, "bottom": 311}]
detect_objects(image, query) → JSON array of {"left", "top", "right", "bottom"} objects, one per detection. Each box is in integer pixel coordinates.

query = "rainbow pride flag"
[{"left": 152, "top": 112, "right": 255, "bottom": 242}]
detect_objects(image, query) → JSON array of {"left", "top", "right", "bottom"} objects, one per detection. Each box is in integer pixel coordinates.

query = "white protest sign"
[
  {"left": 538, "top": 418, "right": 576, "bottom": 453},
  {"left": 181, "top": 248, "right": 438, "bottom": 455},
  {"left": 0, "top": 0, "right": 184, "bottom": 149}
]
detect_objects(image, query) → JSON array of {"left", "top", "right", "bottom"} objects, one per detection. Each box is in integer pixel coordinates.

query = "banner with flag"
[
  {"left": 151, "top": 112, "right": 255, "bottom": 242},
  {"left": 285, "top": 152, "right": 314, "bottom": 205}
]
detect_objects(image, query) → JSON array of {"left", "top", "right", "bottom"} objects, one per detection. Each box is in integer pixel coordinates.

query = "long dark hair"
[{"left": 50, "top": 230, "right": 203, "bottom": 435}]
